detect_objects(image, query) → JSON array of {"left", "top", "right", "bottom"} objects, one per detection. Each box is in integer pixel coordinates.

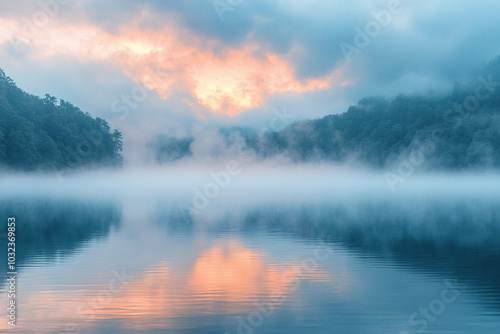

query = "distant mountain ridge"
[
  {"left": 0, "top": 69, "right": 123, "bottom": 171},
  {"left": 155, "top": 57, "right": 500, "bottom": 170},
  {"left": 248, "top": 58, "right": 500, "bottom": 169}
]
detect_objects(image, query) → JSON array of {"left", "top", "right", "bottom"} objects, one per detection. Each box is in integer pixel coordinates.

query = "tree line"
[
  {"left": 155, "top": 57, "right": 500, "bottom": 170},
  {"left": 0, "top": 68, "right": 123, "bottom": 171}
]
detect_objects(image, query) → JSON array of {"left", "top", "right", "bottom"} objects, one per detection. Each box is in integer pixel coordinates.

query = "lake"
[{"left": 1, "top": 169, "right": 500, "bottom": 333}]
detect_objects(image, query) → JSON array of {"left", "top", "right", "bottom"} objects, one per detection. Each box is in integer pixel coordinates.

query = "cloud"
[
  {"left": 2, "top": 0, "right": 500, "bottom": 165},
  {"left": 3, "top": 0, "right": 500, "bottom": 115},
  {"left": 0, "top": 11, "right": 339, "bottom": 116}
]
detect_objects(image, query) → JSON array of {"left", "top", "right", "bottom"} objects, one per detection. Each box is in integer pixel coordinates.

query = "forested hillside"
[
  {"left": 251, "top": 59, "right": 500, "bottom": 169},
  {"left": 0, "top": 69, "right": 123, "bottom": 171},
  {"left": 155, "top": 58, "right": 500, "bottom": 170},
  {"left": 249, "top": 92, "right": 500, "bottom": 169}
]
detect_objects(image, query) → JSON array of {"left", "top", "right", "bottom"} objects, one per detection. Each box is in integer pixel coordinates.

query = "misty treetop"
[
  {"left": 154, "top": 57, "right": 500, "bottom": 170},
  {"left": 249, "top": 89, "right": 500, "bottom": 169},
  {"left": 0, "top": 68, "right": 123, "bottom": 171}
]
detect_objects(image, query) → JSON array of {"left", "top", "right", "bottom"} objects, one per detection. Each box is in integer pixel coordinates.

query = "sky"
[{"left": 1, "top": 0, "right": 500, "bottom": 159}]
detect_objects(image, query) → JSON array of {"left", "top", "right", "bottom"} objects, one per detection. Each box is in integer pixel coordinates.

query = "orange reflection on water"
[
  {"left": 189, "top": 241, "right": 287, "bottom": 306},
  {"left": 0, "top": 239, "right": 342, "bottom": 333}
]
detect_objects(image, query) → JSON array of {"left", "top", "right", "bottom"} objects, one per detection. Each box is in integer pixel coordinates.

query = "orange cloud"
[
  {"left": 0, "top": 17, "right": 340, "bottom": 116},
  {"left": 189, "top": 49, "right": 331, "bottom": 116}
]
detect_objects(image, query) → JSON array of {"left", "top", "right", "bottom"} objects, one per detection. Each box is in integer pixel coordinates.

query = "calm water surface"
[{"left": 0, "top": 190, "right": 499, "bottom": 334}]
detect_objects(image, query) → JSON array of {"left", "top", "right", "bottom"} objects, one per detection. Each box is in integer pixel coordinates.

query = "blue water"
[{"left": 0, "top": 191, "right": 499, "bottom": 334}]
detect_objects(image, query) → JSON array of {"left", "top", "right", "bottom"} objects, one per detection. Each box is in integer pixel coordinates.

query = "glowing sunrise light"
[
  {"left": 190, "top": 49, "right": 331, "bottom": 116},
  {"left": 0, "top": 18, "right": 337, "bottom": 116}
]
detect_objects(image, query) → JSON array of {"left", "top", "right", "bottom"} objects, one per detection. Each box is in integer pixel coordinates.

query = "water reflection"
[
  {"left": 0, "top": 198, "right": 121, "bottom": 269},
  {"left": 0, "top": 195, "right": 499, "bottom": 333},
  {"left": 226, "top": 200, "right": 500, "bottom": 311}
]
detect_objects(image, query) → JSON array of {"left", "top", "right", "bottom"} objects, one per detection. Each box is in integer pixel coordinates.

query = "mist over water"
[
  {"left": 2, "top": 0, "right": 500, "bottom": 332},
  {"left": 2, "top": 164, "right": 500, "bottom": 199},
  {"left": 1, "top": 167, "right": 500, "bottom": 333}
]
